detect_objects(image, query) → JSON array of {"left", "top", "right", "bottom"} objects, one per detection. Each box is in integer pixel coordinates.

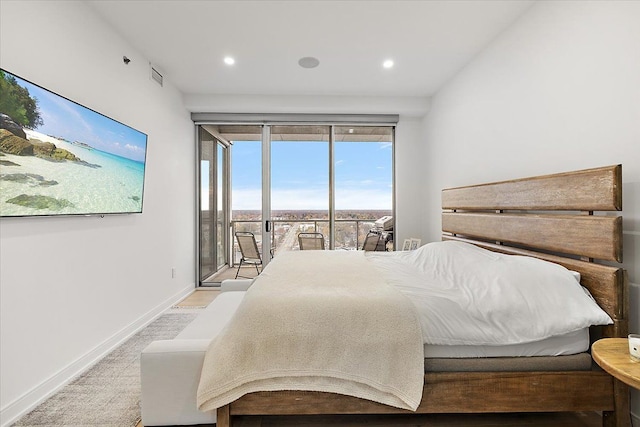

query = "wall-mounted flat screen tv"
[{"left": 0, "top": 68, "right": 148, "bottom": 218}]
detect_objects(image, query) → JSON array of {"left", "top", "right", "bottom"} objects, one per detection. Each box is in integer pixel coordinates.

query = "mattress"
[
  {"left": 423, "top": 328, "right": 589, "bottom": 358},
  {"left": 423, "top": 352, "right": 593, "bottom": 372}
]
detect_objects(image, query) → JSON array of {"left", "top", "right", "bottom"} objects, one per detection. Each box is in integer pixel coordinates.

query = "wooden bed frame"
[{"left": 216, "top": 164, "right": 630, "bottom": 427}]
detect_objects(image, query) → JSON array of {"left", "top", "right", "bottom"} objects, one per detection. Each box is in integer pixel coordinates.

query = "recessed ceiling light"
[
  {"left": 224, "top": 56, "right": 235, "bottom": 65},
  {"left": 383, "top": 59, "right": 394, "bottom": 69},
  {"left": 298, "top": 57, "right": 320, "bottom": 69}
]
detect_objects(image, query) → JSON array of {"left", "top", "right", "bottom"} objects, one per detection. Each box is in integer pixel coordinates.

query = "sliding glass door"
[
  {"left": 198, "top": 126, "right": 230, "bottom": 284},
  {"left": 196, "top": 120, "right": 395, "bottom": 277},
  {"left": 227, "top": 126, "right": 266, "bottom": 267},
  {"left": 334, "top": 126, "right": 394, "bottom": 250},
  {"left": 270, "top": 126, "right": 330, "bottom": 253}
]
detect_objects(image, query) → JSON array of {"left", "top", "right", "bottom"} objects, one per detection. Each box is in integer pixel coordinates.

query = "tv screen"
[{"left": 0, "top": 68, "right": 148, "bottom": 218}]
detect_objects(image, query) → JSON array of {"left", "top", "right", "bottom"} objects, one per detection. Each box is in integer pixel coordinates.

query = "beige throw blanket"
[{"left": 197, "top": 250, "right": 424, "bottom": 412}]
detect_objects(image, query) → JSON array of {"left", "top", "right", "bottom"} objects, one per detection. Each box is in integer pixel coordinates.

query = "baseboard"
[{"left": 0, "top": 283, "right": 195, "bottom": 427}]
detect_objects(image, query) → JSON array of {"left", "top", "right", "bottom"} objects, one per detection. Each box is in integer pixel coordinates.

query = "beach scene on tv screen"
[{"left": 0, "top": 69, "right": 147, "bottom": 217}]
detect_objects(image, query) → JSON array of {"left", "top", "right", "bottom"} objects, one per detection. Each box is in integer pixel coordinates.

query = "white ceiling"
[{"left": 88, "top": 0, "right": 534, "bottom": 98}]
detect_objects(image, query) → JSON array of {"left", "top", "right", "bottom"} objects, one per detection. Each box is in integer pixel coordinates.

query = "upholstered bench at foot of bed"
[
  {"left": 141, "top": 339, "right": 213, "bottom": 426},
  {"left": 220, "top": 278, "right": 254, "bottom": 292},
  {"left": 140, "top": 281, "right": 252, "bottom": 426}
]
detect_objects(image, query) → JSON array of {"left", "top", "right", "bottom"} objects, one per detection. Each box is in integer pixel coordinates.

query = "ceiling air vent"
[{"left": 150, "top": 65, "right": 163, "bottom": 87}]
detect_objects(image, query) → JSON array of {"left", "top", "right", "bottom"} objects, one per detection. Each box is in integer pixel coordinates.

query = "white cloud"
[
  {"left": 231, "top": 189, "right": 263, "bottom": 210},
  {"left": 335, "top": 188, "right": 392, "bottom": 210},
  {"left": 272, "top": 189, "right": 329, "bottom": 210},
  {"left": 228, "top": 187, "right": 392, "bottom": 211},
  {"left": 125, "top": 143, "right": 143, "bottom": 153}
]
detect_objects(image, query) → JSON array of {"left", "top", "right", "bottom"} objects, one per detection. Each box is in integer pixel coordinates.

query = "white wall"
[
  {"left": 421, "top": 0, "right": 640, "bottom": 423},
  {"left": 394, "top": 116, "right": 427, "bottom": 245},
  {"left": 0, "top": 1, "right": 195, "bottom": 425}
]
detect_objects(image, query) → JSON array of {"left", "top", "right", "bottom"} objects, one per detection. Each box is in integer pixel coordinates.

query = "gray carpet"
[{"left": 13, "top": 311, "right": 199, "bottom": 427}]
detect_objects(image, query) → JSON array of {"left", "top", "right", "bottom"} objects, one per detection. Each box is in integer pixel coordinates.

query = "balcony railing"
[{"left": 230, "top": 219, "right": 382, "bottom": 265}]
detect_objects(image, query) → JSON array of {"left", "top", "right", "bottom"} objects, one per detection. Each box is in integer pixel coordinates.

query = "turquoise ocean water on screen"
[{"left": 1, "top": 130, "right": 146, "bottom": 216}]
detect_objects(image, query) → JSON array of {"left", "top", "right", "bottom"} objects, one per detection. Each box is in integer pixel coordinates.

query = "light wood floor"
[
  {"left": 138, "top": 290, "right": 604, "bottom": 427},
  {"left": 203, "top": 265, "right": 260, "bottom": 285},
  {"left": 174, "top": 288, "right": 220, "bottom": 307}
]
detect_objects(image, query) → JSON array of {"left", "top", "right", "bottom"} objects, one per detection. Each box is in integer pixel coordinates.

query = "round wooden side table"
[{"left": 592, "top": 338, "right": 640, "bottom": 390}]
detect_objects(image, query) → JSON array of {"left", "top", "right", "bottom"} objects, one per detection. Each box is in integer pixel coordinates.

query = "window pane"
[
  {"left": 216, "top": 143, "right": 225, "bottom": 269},
  {"left": 270, "top": 125, "right": 330, "bottom": 253},
  {"left": 225, "top": 125, "right": 263, "bottom": 263},
  {"left": 198, "top": 128, "right": 215, "bottom": 280},
  {"left": 334, "top": 126, "right": 393, "bottom": 250}
]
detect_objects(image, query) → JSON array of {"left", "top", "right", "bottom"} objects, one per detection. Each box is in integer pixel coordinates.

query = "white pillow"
[
  {"left": 570, "top": 270, "right": 581, "bottom": 283},
  {"left": 368, "top": 241, "right": 612, "bottom": 346}
]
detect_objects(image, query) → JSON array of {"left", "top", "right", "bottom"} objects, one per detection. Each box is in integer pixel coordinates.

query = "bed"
[{"left": 210, "top": 164, "right": 630, "bottom": 427}]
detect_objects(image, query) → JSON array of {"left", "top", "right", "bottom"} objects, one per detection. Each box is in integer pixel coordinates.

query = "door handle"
[{"left": 265, "top": 220, "right": 272, "bottom": 232}]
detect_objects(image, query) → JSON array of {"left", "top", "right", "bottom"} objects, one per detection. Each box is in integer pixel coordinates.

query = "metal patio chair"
[
  {"left": 234, "top": 231, "right": 263, "bottom": 279},
  {"left": 362, "top": 230, "right": 382, "bottom": 251},
  {"left": 298, "top": 232, "right": 325, "bottom": 250}
]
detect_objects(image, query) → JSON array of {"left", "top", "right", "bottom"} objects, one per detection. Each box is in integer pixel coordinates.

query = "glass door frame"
[
  {"left": 263, "top": 123, "right": 395, "bottom": 256},
  {"left": 196, "top": 125, "right": 231, "bottom": 285},
  {"left": 261, "top": 125, "right": 272, "bottom": 264},
  {"left": 193, "top": 114, "right": 399, "bottom": 271}
]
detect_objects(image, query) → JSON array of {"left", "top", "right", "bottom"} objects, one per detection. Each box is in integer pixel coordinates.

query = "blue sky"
[
  {"left": 8, "top": 71, "right": 147, "bottom": 162},
  {"left": 231, "top": 140, "right": 392, "bottom": 210}
]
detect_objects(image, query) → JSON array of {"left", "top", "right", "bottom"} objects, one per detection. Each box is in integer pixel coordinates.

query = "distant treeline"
[{"left": 233, "top": 210, "right": 392, "bottom": 221}]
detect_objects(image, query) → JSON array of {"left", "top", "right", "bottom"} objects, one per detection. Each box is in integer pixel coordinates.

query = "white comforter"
[{"left": 367, "top": 241, "right": 612, "bottom": 346}]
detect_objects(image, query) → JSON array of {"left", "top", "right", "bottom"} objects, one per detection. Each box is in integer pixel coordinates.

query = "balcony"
[{"left": 231, "top": 218, "right": 388, "bottom": 265}]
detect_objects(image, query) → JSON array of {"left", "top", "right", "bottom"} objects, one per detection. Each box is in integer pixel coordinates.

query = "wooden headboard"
[{"left": 441, "top": 164, "right": 628, "bottom": 339}]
